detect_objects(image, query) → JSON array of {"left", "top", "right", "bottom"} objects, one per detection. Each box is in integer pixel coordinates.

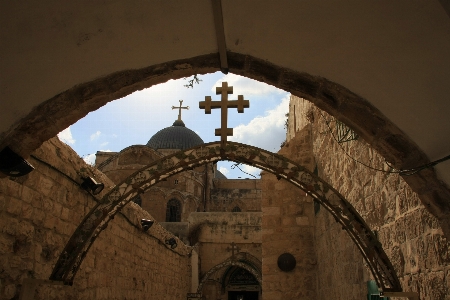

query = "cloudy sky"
[{"left": 58, "top": 71, "right": 289, "bottom": 179}]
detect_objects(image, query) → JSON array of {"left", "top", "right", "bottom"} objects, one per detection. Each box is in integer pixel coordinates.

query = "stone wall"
[
  {"left": 189, "top": 212, "right": 262, "bottom": 272},
  {"left": 313, "top": 203, "right": 369, "bottom": 299},
  {"left": 0, "top": 138, "right": 191, "bottom": 299},
  {"left": 287, "top": 96, "right": 450, "bottom": 300},
  {"left": 261, "top": 126, "right": 317, "bottom": 300},
  {"left": 210, "top": 179, "right": 261, "bottom": 212},
  {"left": 188, "top": 212, "right": 262, "bottom": 299}
]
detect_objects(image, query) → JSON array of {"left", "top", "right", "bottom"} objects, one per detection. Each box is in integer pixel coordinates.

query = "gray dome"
[{"left": 147, "top": 120, "right": 204, "bottom": 150}]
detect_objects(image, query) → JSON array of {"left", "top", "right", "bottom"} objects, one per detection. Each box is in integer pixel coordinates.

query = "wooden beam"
[{"left": 211, "top": 0, "right": 228, "bottom": 74}]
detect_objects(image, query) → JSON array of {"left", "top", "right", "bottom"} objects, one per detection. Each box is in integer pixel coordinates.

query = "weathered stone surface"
[
  {"left": 287, "top": 96, "right": 450, "bottom": 300},
  {"left": 0, "top": 138, "right": 190, "bottom": 299},
  {"left": 210, "top": 179, "right": 262, "bottom": 212},
  {"left": 261, "top": 126, "right": 317, "bottom": 300}
]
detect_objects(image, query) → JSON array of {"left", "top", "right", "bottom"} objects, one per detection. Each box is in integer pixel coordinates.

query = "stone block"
[
  {"left": 6, "top": 197, "right": 22, "bottom": 216},
  {"left": 31, "top": 208, "right": 45, "bottom": 226},
  {"left": 17, "top": 221, "right": 34, "bottom": 239},
  {"left": 42, "top": 197, "right": 54, "bottom": 212},
  {"left": 53, "top": 202, "right": 62, "bottom": 217},
  {"left": 0, "top": 235, "right": 13, "bottom": 253},
  {"left": 43, "top": 216, "right": 57, "bottom": 230},
  {"left": 262, "top": 207, "right": 280, "bottom": 216},
  {"left": 295, "top": 216, "right": 310, "bottom": 226},
  {"left": 3, "top": 284, "right": 16, "bottom": 299},
  {"left": 21, "top": 202, "right": 33, "bottom": 220},
  {"left": 20, "top": 185, "right": 34, "bottom": 203},
  {"left": 61, "top": 207, "right": 70, "bottom": 220},
  {"left": 39, "top": 176, "right": 54, "bottom": 197}
]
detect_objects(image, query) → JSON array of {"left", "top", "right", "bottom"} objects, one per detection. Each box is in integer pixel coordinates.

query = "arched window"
[
  {"left": 231, "top": 206, "right": 241, "bottom": 212},
  {"left": 166, "top": 199, "right": 182, "bottom": 222}
]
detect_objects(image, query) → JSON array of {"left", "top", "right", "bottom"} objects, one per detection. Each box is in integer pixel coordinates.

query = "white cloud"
[
  {"left": 58, "top": 127, "right": 75, "bottom": 145},
  {"left": 219, "top": 167, "right": 229, "bottom": 176},
  {"left": 100, "top": 142, "right": 109, "bottom": 147},
  {"left": 83, "top": 149, "right": 112, "bottom": 166},
  {"left": 242, "top": 165, "right": 261, "bottom": 178},
  {"left": 83, "top": 154, "right": 96, "bottom": 165},
  {"left": 212, "top": 73, "right": 284, "bottom": 96},
  {"left": 90, "top": 131, "right": 101, "bottom": 141},
  {"left": 230, "top": 95, "right": 289, "bottom": 152}
]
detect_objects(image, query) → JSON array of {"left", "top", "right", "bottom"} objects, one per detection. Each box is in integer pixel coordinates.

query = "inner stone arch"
[
  {"left": 197, "top": 256, "right": 262, "bottom": 297},
  {"left": 50, "top": 141, "right": 401, "bottom": 293}
]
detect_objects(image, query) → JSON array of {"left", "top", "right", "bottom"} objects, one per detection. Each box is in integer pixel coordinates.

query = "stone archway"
[
  {"left": 2, "top": 53, "right": 448, "bottom": 240},
  {"left": 50, "top": 141, "right": 402, "bottom": 293},
  {"left": 197, "top": 258, "right": 262, "bottom": 294}
]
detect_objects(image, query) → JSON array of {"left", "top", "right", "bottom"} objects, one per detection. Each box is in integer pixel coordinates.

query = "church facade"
[{"left": 94, "top": 111, "right": 264, "bottom": 300}]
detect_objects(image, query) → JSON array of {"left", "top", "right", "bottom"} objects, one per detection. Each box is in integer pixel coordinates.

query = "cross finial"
[
  {"left": 199, "top": 82, "right": 249, "bottom": 148},
  {"left": 172, "top": 100, "right": 189, "bottom": 122}
]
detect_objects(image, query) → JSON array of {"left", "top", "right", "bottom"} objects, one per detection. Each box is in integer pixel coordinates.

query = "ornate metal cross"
[
  {"left": 172, "top": 100, "right": 189, "bottom": 121},
  {"left": 226, "top": 242, "right": 241, "bottom": 259},
  {"left": 199, "top": 82, "right": 249, "bottom": 148}
]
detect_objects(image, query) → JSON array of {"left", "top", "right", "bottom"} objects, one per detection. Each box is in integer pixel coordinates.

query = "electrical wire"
[
  {"left": 317, "top": 111, "right": 450, "bottom": 176},
  {"left": 30, "top": 154, "right": 82, "bottom": 186},
  {"left": 230, "top": 163, "right": 257, "bottom": 178}
]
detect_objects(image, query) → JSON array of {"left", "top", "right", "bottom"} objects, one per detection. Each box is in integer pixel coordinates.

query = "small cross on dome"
[{"left": 172, "top": 100, "right": 189, "bottom": 122}]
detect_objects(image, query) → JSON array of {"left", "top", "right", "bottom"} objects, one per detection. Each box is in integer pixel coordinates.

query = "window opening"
[
  {"left": 166, "top": 199, "right": 181, "bottom": 222},
  {"left": 174, "top": 179, "right": 178, "bottom": 185},
  {"left": 231, "top": 206, "right": 241, "bottom": 212}
]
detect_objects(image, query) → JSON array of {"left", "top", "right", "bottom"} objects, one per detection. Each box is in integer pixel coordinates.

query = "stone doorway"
[
  {"left": 228, "top": 291, "right": 258, "bottom": 300},
  {"left": 224, "top": 267, "right": 260, "bottom": 300}
]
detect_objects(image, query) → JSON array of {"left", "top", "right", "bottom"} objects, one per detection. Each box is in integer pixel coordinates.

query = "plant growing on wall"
[{"left": 184, "top": 74, "right": 202, "bottom": 88}]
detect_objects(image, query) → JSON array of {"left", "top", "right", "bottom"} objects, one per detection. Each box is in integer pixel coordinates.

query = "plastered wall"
[{"left": 0, "top": 138, "right": 191, "bottom": 299}]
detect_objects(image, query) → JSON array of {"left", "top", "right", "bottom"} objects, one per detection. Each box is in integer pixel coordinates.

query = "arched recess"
[
  {"left": 49, "top": 141, "right": 402, "bottom": 293},
  {"left": 231, "top": 206, "right": 241, "bottom": 212},
  {"left": 227, "top": 199, "right": 246, "bottom": 212},
  {"left": 165, "top": 198, "right": 182, "bottom": 222},
  {"left": 216, "top": 252, "right": 262, "bottom": 295},
  {"left": 3, "top": 53, "right": 448, "bottom": 238},
  {"left": 197, "top": 253, "right": 262, "bottom": 294}
]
